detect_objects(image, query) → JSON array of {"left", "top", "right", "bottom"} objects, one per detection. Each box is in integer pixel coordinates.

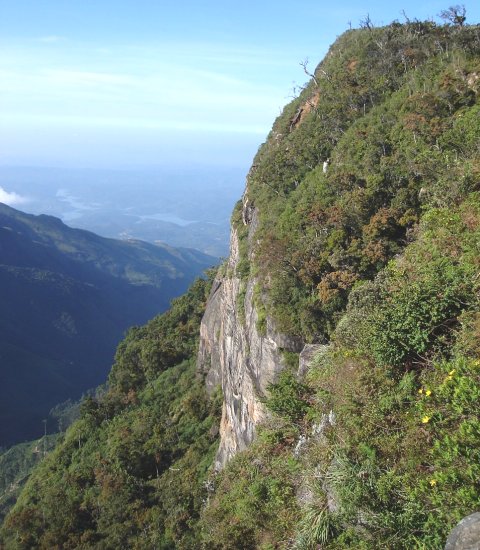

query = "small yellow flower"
[
  {"left": 425, "top": 390, "right": 432, "bottom": 397},
  {"left": 430, "top": 479, "right": 437, "bottom": 487},
  {"left": 418, "top": 388, "right": 424, "bottom": 394},
  {"left": 422, "top": 416, "right": 430, "bottom": 424},
  {"left": 449, "top": 369, "right": 456, "bottom": 376}
]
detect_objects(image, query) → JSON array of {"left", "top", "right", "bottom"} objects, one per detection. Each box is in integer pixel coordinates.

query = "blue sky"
[{"left": 1, "top": 1, "right": 479, "bottom": 169}]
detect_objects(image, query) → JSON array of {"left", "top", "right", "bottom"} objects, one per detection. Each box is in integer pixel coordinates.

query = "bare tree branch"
[{"left": 299, "top": 58, "right": 318, "bottom": 86}]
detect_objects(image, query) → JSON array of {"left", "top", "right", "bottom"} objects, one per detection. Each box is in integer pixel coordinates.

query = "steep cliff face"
[
  {"left": 198, "top": 21, "right": 480, "bottom": 472},
  {"left": 198, "top": 204, "right": 303, "bottom": 468}
]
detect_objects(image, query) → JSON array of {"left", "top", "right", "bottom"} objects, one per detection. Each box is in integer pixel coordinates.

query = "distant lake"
[{"left": 136, "top": 213, "right": 196, "bottom": 226}]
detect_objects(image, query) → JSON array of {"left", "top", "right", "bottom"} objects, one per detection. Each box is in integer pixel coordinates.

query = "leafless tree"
[
  {"left": 360, "top": 14, "right": 373, "bottom": 31},
  {"left": 439, "top": 5, "right": 466, "bottom": 26},
  {"left": 299, "top": 58, "right": 318, "bottom": 86}
]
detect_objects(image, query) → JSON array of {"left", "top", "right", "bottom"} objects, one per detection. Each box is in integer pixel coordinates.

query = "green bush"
[{"left": 265, "top": 370, "right": 312, "bottom": 422}]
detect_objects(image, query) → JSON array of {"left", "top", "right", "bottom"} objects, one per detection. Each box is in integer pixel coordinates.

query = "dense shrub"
[{"left": 237, "top": 23, "right": 480, "bottom": 343}]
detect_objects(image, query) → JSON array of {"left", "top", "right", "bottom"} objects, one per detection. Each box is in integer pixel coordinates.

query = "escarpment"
[
  {"left": 198, "top": 19, "right": 480, "bottom": 469},
  {"left": 198, "top": 201, "right": 304, "bottom": 468}
]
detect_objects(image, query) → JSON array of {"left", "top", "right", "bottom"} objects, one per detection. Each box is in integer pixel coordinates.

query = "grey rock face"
[
  {"left": 197, "top": 201, "right": 302, "bottom": 469},
  {"left": 445, "top": 513, "right": 480, "bottom": 550},
  {"left": 242, "top": 195, "right": 255, "bottom": 226}
]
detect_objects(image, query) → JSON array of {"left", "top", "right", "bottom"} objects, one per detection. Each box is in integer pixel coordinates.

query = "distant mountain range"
[{"left": 0, "top": 203, "right": 215, "bottom": 447}]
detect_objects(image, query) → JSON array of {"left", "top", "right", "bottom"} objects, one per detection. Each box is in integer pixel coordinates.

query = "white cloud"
[
  {"left": 0, "top": 39, "right": 295, "bottom": 166},
  {"left": 38, "top": 35, "right": 66, "bottom": 43},
  {"left": 0, "top": 55, "right": 286, "bottom": 134},
  {"left": 0, "top": 187, "right": 27, "bottom": 206}
]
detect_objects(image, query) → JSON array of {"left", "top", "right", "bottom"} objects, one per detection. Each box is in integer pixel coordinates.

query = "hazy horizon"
[{"left": 0, "top": 164, "right": 246, "bottom": 256}]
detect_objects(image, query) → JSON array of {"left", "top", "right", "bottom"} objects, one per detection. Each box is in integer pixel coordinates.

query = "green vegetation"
[
  {"left": 264, "top": 369, "right": 312, "bottom": 422},
  {"left": 1, "top": 276, "right": 221, "bottom": 549},
  {"left": 238, "top": 19, "right": 480, "bottom": 342},
  {"left": 201, "top": 428, "right": 301, "bottom": 549},
  {"left": 197, "top": 18, "right": 480, "bottom": 550},
  {"left": 2, "top": 16, "right": 480, "bottom": 550},
  {"left": 204, "top": 195, "right": 480, "bottom": 549},
  {"left": 0, "top": 435, "right": 59, "bottom": 524}
]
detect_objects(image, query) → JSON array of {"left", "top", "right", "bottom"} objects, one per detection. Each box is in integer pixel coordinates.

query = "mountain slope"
[
  {"left": 1, "top": 277, "right": 221, "bottom": 548},
  {"left": 2, "top": 17, "right": 480, "bottom": 549},
  {"left": 0, "top": 435, "right": 59, "bottom": 524},
  {"left": 0, "top": 204, "right": 214, "bottom": 447},
  {"left": 199, "top": 16, "right": 480, "bottom": 467},
  {"left": 197, "top": 19, "right": 480, "bottom": 548}
]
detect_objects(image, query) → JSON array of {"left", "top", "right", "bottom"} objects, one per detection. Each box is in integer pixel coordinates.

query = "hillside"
[
  {"left": 0, "top": 435, "right": 59, "bottom": 524},
  {"left": 2, "top": 17, "right": 480, "bottom": 549},
  {"left": 0, "top": 204, "right": 214, "bottom": 447},
  {"left": 1, "top": 277, "right": 221, "bottom": 548}
]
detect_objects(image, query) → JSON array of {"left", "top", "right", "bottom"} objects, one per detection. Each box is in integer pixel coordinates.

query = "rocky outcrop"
[
  {"left": 445, "top": 513, "right": 480, "bottom": 550},
  {"left": 198, "top": 199, "right": 303, "bottom": 469}
]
